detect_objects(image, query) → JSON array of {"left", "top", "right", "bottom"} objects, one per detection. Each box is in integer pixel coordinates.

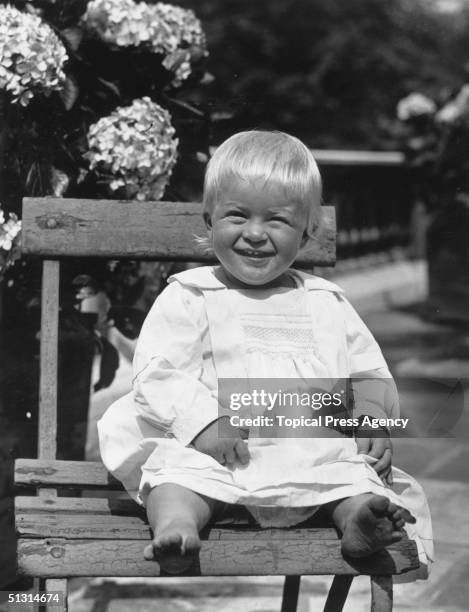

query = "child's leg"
[
  {"left": 323, "top": 494, "right": 416, "bottom": 558},
  {"left": 144, "top": 483, "right": 221, "bottom": 572}
]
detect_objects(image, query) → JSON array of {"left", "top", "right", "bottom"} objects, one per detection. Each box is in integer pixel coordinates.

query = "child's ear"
[
  {"left": 203, "top": 211, "right": 213, "bottom": 231},
  {"left": 300, "top": 230, "right": 310, "bottom": 249}
]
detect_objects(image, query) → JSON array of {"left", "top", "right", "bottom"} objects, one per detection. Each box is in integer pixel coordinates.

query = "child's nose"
[{"left": 242, "top": 220, "right": 267, "bottom": 242}]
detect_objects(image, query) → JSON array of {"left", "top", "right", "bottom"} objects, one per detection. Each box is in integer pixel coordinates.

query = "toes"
[
  {"left": 401, "top": 509, "right": 416, "bottom": 524},
  {"left": 391, "top": 509, "right": 404, "bottom": 525},
  {"left": 368, "top": 495, "right": 390, "bottom": 515},
  {"left": 385, "top": 503, "right": 416, "bottom": 526},
  {"left": 392, "top": 506, "right": 416, "bottom": 524},
  {"left": 182, "top": 535, "right": 201, "bottom": 555},
  {"left": 156, "top": 534, "right": 181, "bottom": 551},
  {"left": 391, "top": 530, "right": 404, "bottom": 544},
  {"left": 147, "top": 533, "right": 183, "bottom": 559}
]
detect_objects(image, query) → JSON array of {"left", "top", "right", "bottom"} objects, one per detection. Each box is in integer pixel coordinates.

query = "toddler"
[{"left": 98, "top": 131, "right": 432, "bottom": 576}]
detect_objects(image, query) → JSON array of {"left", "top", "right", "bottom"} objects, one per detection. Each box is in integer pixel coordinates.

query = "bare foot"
[
  {"left": 333, "top": 494, "right": 416, "bottom": 558},
  {"left": 143, "top": 520, "right": 201, "bottom": 574}
]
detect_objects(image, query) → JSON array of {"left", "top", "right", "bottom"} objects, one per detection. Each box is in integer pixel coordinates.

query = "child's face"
[{"left": 205, "top": 175, "right": 309, "bottom": 288}]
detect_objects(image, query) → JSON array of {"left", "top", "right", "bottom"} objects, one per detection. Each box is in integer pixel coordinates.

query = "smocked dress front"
[{"left": 98, "top": 265, "right": 433, "bottom": 575}]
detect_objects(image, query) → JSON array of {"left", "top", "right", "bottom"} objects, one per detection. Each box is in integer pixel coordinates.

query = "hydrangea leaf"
[{"left": 59, "top": 74, "right": 79, "bottom": 110}]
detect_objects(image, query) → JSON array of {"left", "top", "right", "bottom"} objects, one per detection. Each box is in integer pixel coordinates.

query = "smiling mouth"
[{"left": 236, "top": 249, "right": 274, "bottom": 258}]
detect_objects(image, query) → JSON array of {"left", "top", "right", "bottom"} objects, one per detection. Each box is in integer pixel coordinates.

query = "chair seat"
[{"left": 15, "top": 494, "right": 420, "bottom": 578}]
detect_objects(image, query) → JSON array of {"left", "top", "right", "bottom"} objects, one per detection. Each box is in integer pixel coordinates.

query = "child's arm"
[
  {"left": 191, "top": 417, "right": 250, "bottom": 467},
  {"left": 351, "top": 369, "right": 397, "bottom": 485},
  {"left": 339, "top": 294, "right": 399, "bottom": 486},
  {"left": 133, "top": 282, "right": 249, "bottom": 462}
]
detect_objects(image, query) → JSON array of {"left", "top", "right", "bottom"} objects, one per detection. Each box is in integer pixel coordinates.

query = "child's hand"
[
  {"left": 191, "top": 417, "right": 250, "bottom": 467},
  {"left": 356, "top": 435, "right": 393, "bottom": 486}
]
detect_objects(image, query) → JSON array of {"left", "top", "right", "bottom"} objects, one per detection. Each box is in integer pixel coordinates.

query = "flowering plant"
[
  {"left": 85, "top": 97, "right": 178, "bottom": 200},
  {"left": 0, "top": 206, "right": 21, "bottom": 280},
  {"left": 0, "top": 1, "right": 209, "bottom": 200},
  {"left": 396, "top": 93, "right": 437, "bottom": 122},
  {"left": 0, "top": 0, "right": 210, "bottom": 310},
  {"left": 82, "top": 0, "right": 207, "bottom": 86},
  {"left": 396, "top": 86, "right": 469, "bottom": 206},
  {"left": 0, "top": 4, "right": 68, "bottom": 106}
]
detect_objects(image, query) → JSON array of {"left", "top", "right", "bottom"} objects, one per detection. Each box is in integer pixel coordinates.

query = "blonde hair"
[{"left": 197, "top": 130, "right": 322, "bottom": 253}]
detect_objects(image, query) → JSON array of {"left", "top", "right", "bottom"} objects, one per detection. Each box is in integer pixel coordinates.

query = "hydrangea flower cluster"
[
  {"left": 0, "top": 5, "right": 68, "bottom": 106},
  {"left": 396, "top": 93, "right": 436, "bottom": 121},
  {"left": 85, "top": 97, "right": 178, "bottom": 201},
  {"left": 0, "top": 207, "right": 22, "bottom": 278},
  {"left": 397, "top": 87, "right": 469, "bottom": 126},
  {"left": 397, "top": 85, "right": 469, "bottom": 205},
  {"left": 82, "top": 0, "right": 207, "bottom": 85},
  {"left": 435, "top": 85, "right": 469, "bottom": 124}
]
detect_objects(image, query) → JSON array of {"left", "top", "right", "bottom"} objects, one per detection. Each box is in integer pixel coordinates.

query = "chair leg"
[
  {"left": 323, "top": 575, "right": 354, "bottom": 612},
  {"left": 370, "top": 575, "right": 393, "bottom": 612},
  {"left": 281, "top": 575, "right": 301, "bottom": 612},
  {"left": 45, "top": 578, "right": 68, "bottom": 612}
]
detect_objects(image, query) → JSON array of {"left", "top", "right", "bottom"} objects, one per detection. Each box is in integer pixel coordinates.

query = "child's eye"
[
  {"left": 271, "top": 216, "right": 289, "bottom": 224},
  {"left": 226, "top": 210, "right": 246, "bottom": 218}
]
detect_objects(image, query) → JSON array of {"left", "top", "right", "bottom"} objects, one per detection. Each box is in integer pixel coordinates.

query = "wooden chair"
[{"left": 14, "top": 197, "right": 419, "bottom": 612}]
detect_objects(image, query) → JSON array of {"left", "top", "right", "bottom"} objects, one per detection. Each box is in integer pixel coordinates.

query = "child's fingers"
[
  {"left": 373, "top": 448, "right": 392, "bottom": 473},
  {"left": 223, "top": 446, "right": 236, "bottom": 467},
  {"left": 379, "top": 466, "right": 392, "bottom": 486},
  {"left": 213, "top": 449, "right": 226, "bottom": 465},
  {"left": 367, "top": 438, "right": 387, "bottom": 460},
  {"left": 356, "top": 437, "right": 372, "bottom": 455},
  {"left": 239, "top": 428, "right": 249, "bottom": 440},
  {"left": 235, "top": 439, "right": 250, "bottom": 464},
  {"left": 376, "top": 464, "right": 392, "bottom": 485}
]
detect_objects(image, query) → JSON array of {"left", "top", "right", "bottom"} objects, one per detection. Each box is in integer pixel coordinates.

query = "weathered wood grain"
[
  {"left": 17, "top": 511, "right": 151, "bottom": 540},
  {"left": 15, "top": 504, "right": 338, "bottom": 541},
  {"left": 22, "top": 198, "right": 336, "bottom": 266},
  {"left": 16, "top": 495, "right": 139, "bottom": 515},
  {"left": 15, "top": 495, "right": 255, "bottom": 527},
  {"left": 16, "top": 538, "right": 419, "bottom": 578},
  {"left": 14, "top": 459, "right": 120, "bottom": 488},
  {"left": 38, "top": 261, "right": 60, "bottom": 461}
]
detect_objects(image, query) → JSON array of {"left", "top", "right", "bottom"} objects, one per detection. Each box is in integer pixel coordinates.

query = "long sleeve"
[
  {"left": 350, "top": 367, "right": 400, "bottom": 421},
  {"left": 337, "top": 295, "right": 399, "bottom": 421},
  {"left": 338, "top": 295, "right": 388, "bottom": 374},
  {"left": 133, "top": 282, "right": 220, "bottom": 446}
]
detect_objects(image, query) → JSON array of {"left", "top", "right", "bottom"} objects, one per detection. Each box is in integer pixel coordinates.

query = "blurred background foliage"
[
  {"left": 177, "top": 0, "right": 469, "bottom": 148},
  {"left": 2, "top": 0, "right": 469, "bottom": 209}
]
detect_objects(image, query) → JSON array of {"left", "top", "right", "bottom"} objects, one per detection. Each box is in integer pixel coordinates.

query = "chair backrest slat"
[
  {"left": 22, "top": 198, "right": 336, "bottom": 266},
  {"left": 38, "top": 259, "right": 60, "bottom": 461}
]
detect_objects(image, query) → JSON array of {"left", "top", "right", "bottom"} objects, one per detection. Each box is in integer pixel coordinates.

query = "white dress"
[{"left": 98, "top": 265, "right": 433, "bottom": 576}]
